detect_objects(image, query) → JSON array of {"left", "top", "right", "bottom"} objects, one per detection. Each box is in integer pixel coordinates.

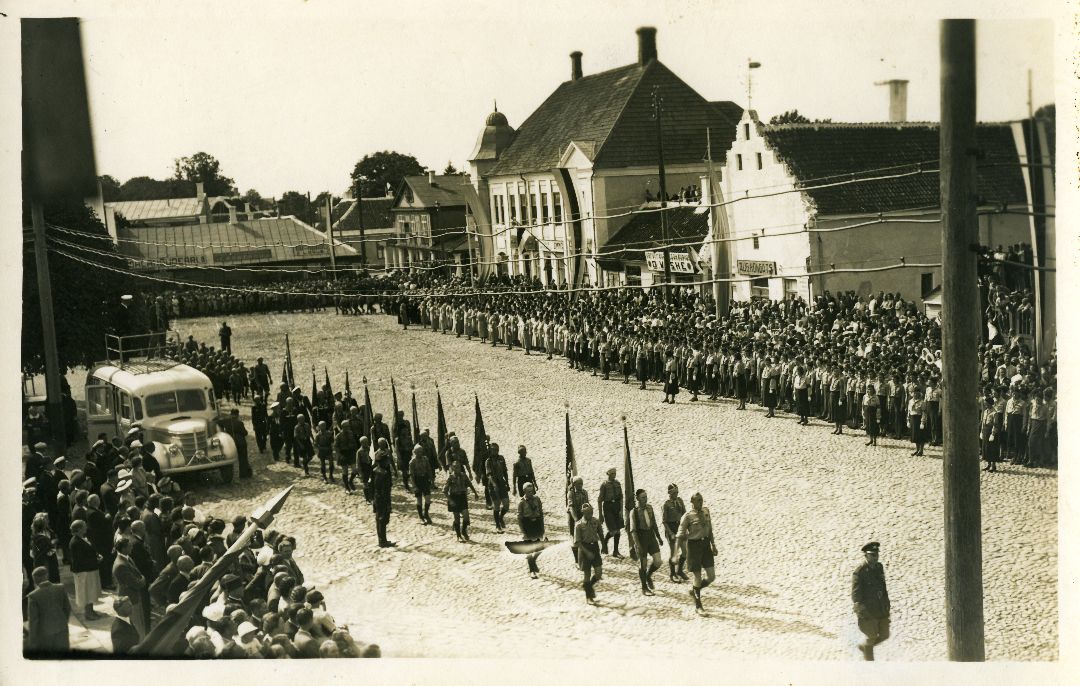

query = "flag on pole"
[
  {"left": 411, "top": 385, "right": 421, "bottom": 446},
  {"left": 565, "top": 403, "right": 577, "bottom": 509},
  {"left": 310, "top": 367, "right": 317, "bottom": 410},
  {"left": 284, "top": 334, "right": 295, "bottom": 389},
  {"left": 344, "top": 370, "right": 352, "bottom": 400},
  {"left": 436, "top": 384, "right": 448, "bottom": 470},
  {"left": 472, "top": 394, "right": 487, "bottom": 482},
  {"left": 363, "top": 377, "right": 375, "bottom": 444},
  {"left": 622, "top": 416, "right": 635, "bottom": 525},
  {"left": 391, "top": 377, "right": 400, "bottom": 445},
  {"left": 135, "top": 486, "right": 294, "bottom": 655},
  {"left": 324, "top": 367, "right": 333, "bottom": 399}
]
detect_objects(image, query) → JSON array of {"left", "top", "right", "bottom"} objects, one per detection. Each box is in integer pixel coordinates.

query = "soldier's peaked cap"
[{"left": 861, "top": 541, "right": 880, "bottom": 553}]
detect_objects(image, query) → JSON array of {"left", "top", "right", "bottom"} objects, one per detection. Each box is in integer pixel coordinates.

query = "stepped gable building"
[
  {"left": 718, "top": 109, "right": 1035, "bottom": 308},
  {"left": 467, "top": 26, "right": 741, "bottom": 287}
]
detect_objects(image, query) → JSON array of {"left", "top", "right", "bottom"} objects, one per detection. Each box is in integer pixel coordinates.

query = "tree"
[
  {"left": 118, "top": 175, "right": 193, "bottom": 201},
  {"left": 350, "top": 151, "right": 425, "bottom": 198},
  {"left": 242, "top": 188, "right": 266, "bottom": 210},
  {"left": 443, "top": 161, "right": 460, "bottom": 175},
  {"left": 278, "top": 191, "right": 312, "bottom": 222},
  {"left": 98, "top": 175, "right": 122, "bottom": 202},
  {"left": 23, "top": 197, "right": 142, "bottom": 372},
  {"left": 173, "top": 151, "right": 237, "bottom": 197},
  {"left": 768, "top": 109, "right": 832, "bottom": 125}
]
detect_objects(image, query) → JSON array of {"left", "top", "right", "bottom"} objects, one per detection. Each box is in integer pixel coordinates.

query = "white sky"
[{"left": 10, "top": 0, "right": 1062, "bottom": 198}]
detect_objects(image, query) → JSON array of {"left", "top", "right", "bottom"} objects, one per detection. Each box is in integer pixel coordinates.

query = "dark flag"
[
  {"left": 363, "top": 377, "right": 375, "bottom": 446},
  {"left": 411, "top": 385, "right": 421, "bottom": 446},
  {"left": 134, "top": 486, "right": 294, "bottom": 656},
  {"left": 310, "top": 367, "right": 318, "bottom": 411},
  {"left": 344, "top": 370, "right": 352, "bottom": 401},
  {"left": 283, "top": 334, "right": 295, "bottom": 389},
  {"left": 622, "top": 416, "right": 636, "bottom": 532},
  {"left": 324, "top": 367, "right": 333, "bottom": 399},
  {"left": 390, "top": 377, "right": 400, "bottom": 444},
  {"left": 436, "top": 384, "right": 448, "bottom": 470},
  {"left": 565, "top": 403, "right": 578, "bottom": 510},
  {"left": 472, "top": 394, "right": 487, "bottom": 482}
]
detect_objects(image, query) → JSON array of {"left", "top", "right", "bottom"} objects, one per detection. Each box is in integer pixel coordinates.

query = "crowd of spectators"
[
  {"left": 392, "top": 275, "right": 1056, "bottom": 470},
  {"left": 22, "top": 426, "right": 379, "bottom": 658}
]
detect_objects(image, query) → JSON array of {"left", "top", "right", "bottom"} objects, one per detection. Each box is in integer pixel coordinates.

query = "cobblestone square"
[{"left": 172, "top": 312, "right": 1057, "bottom": 660}]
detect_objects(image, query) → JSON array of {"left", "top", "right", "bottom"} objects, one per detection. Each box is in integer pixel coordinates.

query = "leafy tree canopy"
[
  {"left": 768, "top": 109, "right": 832, "bottom": 125},
  {"left": 117, "top": 175, "right": 193, "bottom": 201},
  {"left": 350, "top": 151, "right": 425, "bottom": 198},
  {"left": 173, "top": 151, "right": 237, "bottom": 197}
]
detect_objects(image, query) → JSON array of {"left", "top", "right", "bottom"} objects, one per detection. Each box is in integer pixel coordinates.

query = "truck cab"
[{"left": 85, "top": 333, "right": 237, "bottom": 483}]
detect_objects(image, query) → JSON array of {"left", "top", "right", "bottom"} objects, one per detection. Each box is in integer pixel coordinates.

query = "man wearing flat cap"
[{"left": 852, "top": 541, "right": 890, "bottom": 660}]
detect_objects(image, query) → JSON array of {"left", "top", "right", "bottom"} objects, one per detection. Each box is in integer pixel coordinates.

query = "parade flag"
[
  {"left": 565, "top": 404, "right": 577, "bottom": 509},
  {"left": 135, "top": 486, "right": 294, "bottom": 656},
  {"left": 472, "top": 394, "right": 487, "bottom": 481},
  {"left": 411, "top": 385, "right": 421, "bottom": 446},
  {"left": 622, "top": 416, "right": 635, "bottom": 524},
  {"left": 363, "top": 377, "right": 375, "bottom": 444},
  {"left": 284, "top": 334, "right": 295, "bottom": 389},
  {"left": 391, "top": 377, "right": 401, "bottom": 444},
  {"left": 344, "top": 370, "right": 352, "bottom": 399},
  {"left": 324, "top": 367, "right": 333, "bottom": 399},
  {"left": 310, "top": 367, "right": 318, "bottom": 409},
  {"left": 436, "top": 385, "right": 448, "bottom": 470}
]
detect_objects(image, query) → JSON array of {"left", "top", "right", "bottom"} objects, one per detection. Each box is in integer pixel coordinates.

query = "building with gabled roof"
[
  {"left": 331, "top": 196, "right": 396, "bottom": 269},
  {"left": 717, "top": 108, "right": 1044, "bottom": 316},
  {"left": 467, "top": 27, "right": 741, "bottom": 287},
  {"left": 387, "top": 172, "right": 474, "bottom": 274}
]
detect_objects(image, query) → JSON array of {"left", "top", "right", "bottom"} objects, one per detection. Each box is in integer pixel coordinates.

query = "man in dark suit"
[
  {"left": 25, "top": 566, "right": 71, "bottom": 655},
  {"left": 112, "top": 538, "right": 147, "bottom": 638},
  {"left": 110, "top": 596, "right": 140, "bottom": 655},
  {"left": 128, "top": 521, "right": 156, "bottom": 631},
  {"left": 85, "top": 495, "right": 114, "bottom": 589},
  {"left": 290, "top": 607, "right": 320, "bottom": 658},
  {"left": 149, "top": 544, "right": 183, "bottom": 611},
  {"left": 167, "top": 556, "right": 195, "bottom": 605}
]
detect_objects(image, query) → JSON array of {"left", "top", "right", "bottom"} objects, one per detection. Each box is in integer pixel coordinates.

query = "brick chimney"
[
  {"left": 195, "top": 181, "right": 205, "bottom": 199},
  {"left": 637, "top": 27, "right": 657, "bottom": 65},
  {"left": 428, "top": 170, "right": 436, "bottom": 185},
  {"left": 570, "top": 51, "right": 583, "bottom": 81},
  {"left": 876, "top": 79, "right": 909, "bottom": 122}
]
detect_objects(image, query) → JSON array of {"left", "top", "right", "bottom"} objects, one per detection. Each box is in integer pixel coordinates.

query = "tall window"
[
  {"left": 756, "top": 152, "right": 763, "bottom": 169},
  {"left": 784, "top": 278, "right": 798, "bottom": 299},
  {"left": 744, "top": 123, "right": 750, "bottom": 140},
  {"left": 921, "top": 272, "right": 934, "bottom": 297},
  {"left": 752, "top": 235, "right": 760, "bottom": 250},
  {"left": 509, "top": 195, "right": 518, "bottom": 222},
  {"left": 540, "top": 192, "right": 550, "bottom": 224},
  {"left": 736, "top": 154, "right": 743, "bottom": 171},
  {"left": 553, "top": 191, "right": 563, "bottom": 223},
  {"left": 519, "top": 193, "right": 527, "bottom": 222},
  {"left": 530, "top": 194, "right": 539, "bottom": 225}
]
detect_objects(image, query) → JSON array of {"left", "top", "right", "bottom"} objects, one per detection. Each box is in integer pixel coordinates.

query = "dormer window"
[{"left": 744, "top": 123, "right": 750, "bottom": 140}]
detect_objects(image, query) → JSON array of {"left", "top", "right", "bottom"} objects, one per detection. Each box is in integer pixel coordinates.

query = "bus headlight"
[{"left": 210, "top": 437, "right": 221, "bottom": 448}]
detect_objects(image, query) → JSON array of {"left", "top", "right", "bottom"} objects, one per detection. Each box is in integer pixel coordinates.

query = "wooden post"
[
  {"left": 325, "top": 196, "right": 337, "bottom": 279},
  {"left": 939, "top": 18, "right": 985, "bottom": 662},
  {"left": 653, "top": 88, "right": 671, "bottom": 303},
  {"left": 31, "top": 202, "right": 66, "bottom": 453}
]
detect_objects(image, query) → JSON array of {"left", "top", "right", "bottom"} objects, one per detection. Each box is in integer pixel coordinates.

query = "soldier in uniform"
[
  {"left": 517, "top": 482, "right": 544, "bottom": 579},
  {"left": 444, "top": 460, "right": 478, "bottom": 542},
  {"left": 628, "top": 489, "right": 663, "bottom": 596},
  {"left": 484, "top": 443, "right": 511, "bottom": 533},
  {"left": 293, "top": 414, "right": 314, "bottom": 477},
  {"left": 566, "top": 476, "right": 589, "bottom": 563},
  {"left": 674, "top": 492, "right": 717, "bottom": 612},
  {"left": 371, "top": 453, "right": 395, "bottom": 548},
  {"left": 252, "top": 397, "right": 268, "bottom": 454},
  {"left": 851, "top": 541, "right": 890, "bottom": 660},
  {"left": 574, "top": 502, "right": 604, "bottom": 605},
  {"left": 512, "top": 446, "right": 536, "bottom": 497},
  {"left": 662, "top": 484, "right": 688, "bottom": 582},
  {"left": 409, "top": 444, "right": 435, "bottom": 525},
  {"left": 393, "top": 410, "right": 412, "bottom": 490},
  {"left": 597, "top": 468, "right": 624, "bottom": 558},
  {"left": 223, "top": 408, "right": 251, "bottom": 479}
]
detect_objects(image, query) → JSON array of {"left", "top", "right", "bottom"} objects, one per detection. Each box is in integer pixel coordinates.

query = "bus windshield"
[{"left": 144, "top": 389, "right": 208, "bottom": 417}]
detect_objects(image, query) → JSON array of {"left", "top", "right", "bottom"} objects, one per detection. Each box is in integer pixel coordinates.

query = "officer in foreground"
[{"left": 852, "top": 541, "right": 890, "bottom": 661}]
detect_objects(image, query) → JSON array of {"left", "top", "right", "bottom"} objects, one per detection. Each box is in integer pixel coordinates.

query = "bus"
[{"left": 85, "top": 333, "right": 237, "bottom": 483}]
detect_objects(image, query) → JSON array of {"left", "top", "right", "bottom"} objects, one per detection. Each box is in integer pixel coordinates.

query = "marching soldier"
[
  {"left": 484, "top": 443, "right": 511, "bottom": 533},
  {"left": 628, "top": 488, "right": 663, "bottom": 596},
  {"left": 597, "top": 468, "right": 624, "bottom": 558},
  {"left": 517, "top": 482, "right": 544, "bottom": 579},
  {"left": 674, "top": 492, "right": 717, "bottom": 613},
  {"left": 409, "top": 444, "right": 435, "bottom": 525},
  {"left": 566, "top": 476, "right": 589, "bottom": 563},
  {"left": 252, "top": 397, "right": 268, "bottom": 454},
  {"left": 851, "top": 542, "right": 890, "bottom": 660},
  {"left": 574, "top": 502, "right": 604, "bottom": 605},
  {"left": 268, "top": 402, "right": 285, "bottom": 462},
  {"left": 512, "top": 446, "right": 536, "bottom": 497},
  {"left": 662, "top": 484, "right": 688, "bottom": 582}
]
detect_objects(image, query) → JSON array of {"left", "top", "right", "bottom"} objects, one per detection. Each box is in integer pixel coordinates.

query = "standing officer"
[
  {"left": 371, "top": 453, "right": 395, "bottom": 548},
  {"left": 628, "top": 488, "right": 663, "bottom": 596},
  {"left": 223, "top": 408, "right": 252, "bottom": 479},
  {"left": 597, "top": 468, "right": 624, "bottom": 558},
  {"left": 218, "top": 321, "right": 232, "bottom": 353},
  {"left": 852, "top": 541, "right": 890, "bottom": 660},
  {"left": 253, "top": 358, "right": 272, "bottom": 400},
  {"left": 394, "top": 410, "right": 412, "bottom": 490}
]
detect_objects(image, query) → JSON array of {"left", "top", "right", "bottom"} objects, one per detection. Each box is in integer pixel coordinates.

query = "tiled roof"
[
  {"left": 398, "top": 175, "right": 468, "bottom": 208},
  {"left": 488, "top": 61, "right": 741, "bottom": 176},
  {"left": 119, "top": 216, "right": 357, "bottom": 271},
  {"left": 333, "top": 197, "right": 395, "bottom": 231},
  {"left": 759, "top": 122, "right": 1028, "bottom": 214},
  {"left": 600, "top": 203, "right": 710, "bottom": 262},
  {"left": 106, "top": 197, "right": 204, "bottom": 222}
]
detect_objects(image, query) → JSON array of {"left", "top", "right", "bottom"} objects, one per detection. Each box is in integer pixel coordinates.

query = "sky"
[{"left": 16, "top": 0, "right": 1061, "bottom": 199}]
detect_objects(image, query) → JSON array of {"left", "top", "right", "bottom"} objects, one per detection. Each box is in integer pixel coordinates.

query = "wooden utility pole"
[
  {"left": 31, "top": 202, "right": 66, "bottom": 453},
  {"left": 653, "top": 87, "right": 672, "bottom": 302},
  {"left": 325, "top": 196, "right": 337, "bottom": 279},
  {"left": 357, "top": 193, "right": 367, "bottom": 268},
  {"left": 940, "top": 18, "right": 985, "bottom": 662},
  {"left": 705, "top": 128, "right": 728, "bottom": 317}
]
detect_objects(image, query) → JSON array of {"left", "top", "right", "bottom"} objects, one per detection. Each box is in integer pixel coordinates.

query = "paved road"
[{"left": 162, "top": 313, "right": 1058, "bottom": 660}]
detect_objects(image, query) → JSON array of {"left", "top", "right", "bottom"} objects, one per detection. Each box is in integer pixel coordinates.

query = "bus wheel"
[{"left": 219, "top": 465, "right": 235, "bottom": 485}]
